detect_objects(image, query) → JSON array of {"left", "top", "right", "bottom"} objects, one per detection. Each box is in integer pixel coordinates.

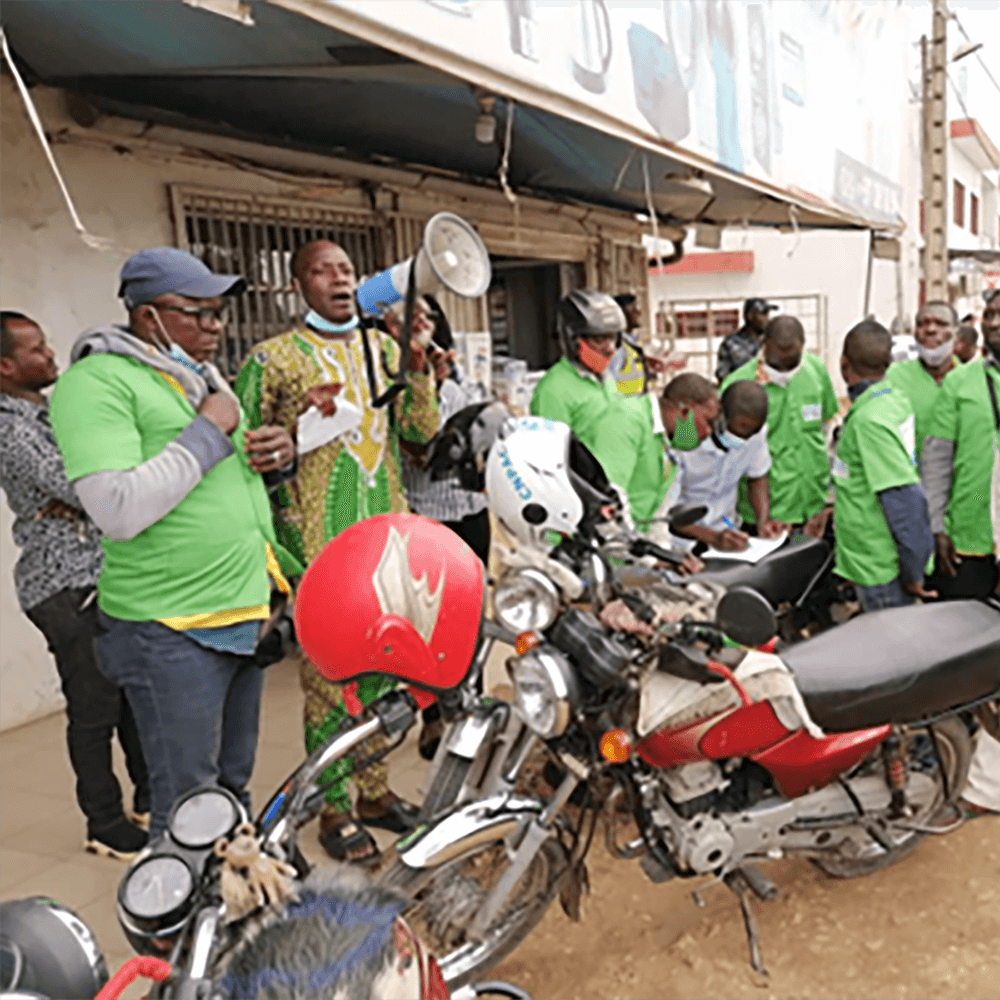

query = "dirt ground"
[{"left": 488, "top": 814, "right": 1000, "bottom": 1000}]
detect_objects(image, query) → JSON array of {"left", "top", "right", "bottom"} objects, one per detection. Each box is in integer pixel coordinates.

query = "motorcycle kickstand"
[{"left": 724, "top": 870, "right": 769, "bottom": 979}]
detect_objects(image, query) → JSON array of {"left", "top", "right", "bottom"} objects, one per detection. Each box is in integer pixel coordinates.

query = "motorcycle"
[
  {"left": 374, "top": 418, "right": 1000, "bottom": 987},
  {"left": 108, "top": 511, "right": 544, "bottom": 1000}
]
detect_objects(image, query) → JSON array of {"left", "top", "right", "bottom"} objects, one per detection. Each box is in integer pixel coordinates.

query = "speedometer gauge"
[
  {"left": 168, "top": 787, "right": 242, "bottom": 849},
  {"left": 120, "top": 855, "right": 193, "bottom": 923}
]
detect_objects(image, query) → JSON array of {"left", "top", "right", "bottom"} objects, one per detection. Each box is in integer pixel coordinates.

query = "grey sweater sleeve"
[
  {"left": 73, "top": 416, "right": 235, "bottom": 541},
  {"left": 920, "top": 437, "right": 956, "bottom": 534}
]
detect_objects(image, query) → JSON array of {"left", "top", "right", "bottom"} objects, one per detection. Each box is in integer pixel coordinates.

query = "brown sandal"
[{"left": 318, "top": 815, "right": 381, "bottom": 866}]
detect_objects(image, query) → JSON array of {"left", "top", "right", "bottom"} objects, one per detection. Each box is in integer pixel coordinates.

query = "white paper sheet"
[
  {"left": 705, "top": 531, "right": 789, "bottom": 564},
  {"left": 296, "top": 401, "right": 362, "bottom": 455}
]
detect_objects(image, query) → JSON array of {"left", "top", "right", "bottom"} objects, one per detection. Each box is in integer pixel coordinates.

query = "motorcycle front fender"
[{"left": 395, "top": 794, "right": 545, "bottom": 870}]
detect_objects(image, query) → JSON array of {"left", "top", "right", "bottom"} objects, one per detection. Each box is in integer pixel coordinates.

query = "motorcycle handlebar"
[{"left": 628, "top": 536, "right": 687, "bottom": 566}]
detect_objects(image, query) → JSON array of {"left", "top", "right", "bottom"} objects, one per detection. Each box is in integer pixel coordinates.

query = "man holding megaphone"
[{"left": 236, "top": 240, "right": 440, "bottom": 866}]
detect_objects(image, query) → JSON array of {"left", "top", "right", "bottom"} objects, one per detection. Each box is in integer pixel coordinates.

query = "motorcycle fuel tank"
[
  {"left": 636, "top": 699, "right": 790, "bottom": 769},
  {"left": 637, "top": 699, "right": 890, "bottom": 800}
]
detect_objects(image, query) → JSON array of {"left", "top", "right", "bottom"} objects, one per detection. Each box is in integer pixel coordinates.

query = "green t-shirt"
[
  {"left": 530, "top": 357, "right": 624, "bottom": 457},
  {"left": 589, "top": 393, "right": 676, "bottom": 529},
  {"left": 721, "top": 353, "right": 839, "bottom": 523},
  {"left": 885, "top": 358, "right": 954, "bottom": 462},
  {"left": 49, "top": 354, "right": 297, "bottom": 621},
  {"left": 832, "top": 380, "right": 919, "bottom": 587},
  {"left": 924, "top": 357, "right": 999, "bottom": 556}
]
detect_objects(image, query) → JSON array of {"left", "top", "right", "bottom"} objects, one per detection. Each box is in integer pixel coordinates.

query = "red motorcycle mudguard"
[
  {"left": 636, "top": 700, "right": 791, "bottom": 769},
  {"left": 751, "top": 724, "right": 891, "bottom": 799}
]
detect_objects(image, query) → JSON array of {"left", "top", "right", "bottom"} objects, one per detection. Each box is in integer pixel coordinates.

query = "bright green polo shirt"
[
  {"left": 832, "top": 380, "right": 920, "bottom": 587},
  {"left": 49, "top": 353, "right": 299, "bottom": 621},
  {"left": 885, "top": 358, "right": 956, "bottom": 462},
  {"left": 589, "top": 392, "right": 677, "bottom": 529},
  {"left": 924, "top": 357, "right": 999, "bottom": 557},
  {"left": 722, "top": 353, "right": 838, "bottom": 524},
  {"left": 530, "top": 356, "right": 624, "bottom": 457}
]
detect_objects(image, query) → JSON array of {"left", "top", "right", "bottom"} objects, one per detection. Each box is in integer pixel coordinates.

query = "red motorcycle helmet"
[{"left": 294, "top": 513, "right": 486, "bottom": 691}]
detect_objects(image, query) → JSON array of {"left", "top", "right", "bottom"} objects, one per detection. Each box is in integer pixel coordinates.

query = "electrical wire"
[
  {"left": 0, "top": 28, "right": 114, "bottom": 251},
  {"left": 945, "top": 69, "right": 1000, "bottom": 169},
  {"left": 950, "top": 10, "right": 1000, "bottom": 98}
]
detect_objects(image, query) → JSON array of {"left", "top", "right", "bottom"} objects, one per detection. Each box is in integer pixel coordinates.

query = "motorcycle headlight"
[
  {"left": 494, "top": 569, "right": 560, "bottom": 634},
  {"left": 508, "top": 646, "right": 578, "bottom": 738}
]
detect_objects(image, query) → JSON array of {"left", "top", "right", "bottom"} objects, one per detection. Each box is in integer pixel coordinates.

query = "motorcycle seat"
[
  {"left": 694, "top": 535, "right": 832, "bottom": 608},
  {"left": 782, "top": 600, "right": 1000, "bottom": 733}
]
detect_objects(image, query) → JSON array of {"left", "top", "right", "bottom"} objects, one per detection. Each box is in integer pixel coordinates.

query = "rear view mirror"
[
  {"left": 667, "top": 503, "right": 708, "bottom": 529},
  {"left": 715, "top": 586, "right": 777, "bottom": 648}
]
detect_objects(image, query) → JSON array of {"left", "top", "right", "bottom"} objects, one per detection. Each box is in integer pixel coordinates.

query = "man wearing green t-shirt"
[
  {"left": 721, "top": 316, "right": 839, "bottom": 535},
  {"left": 886, "top": 301, "right": 958, "bottom": 464},
  {"left": 530, "top": 290, "right": 628, "bottom": 456},
  {"left": 921, "top": 288, "right": 1000, "bottom": 600},
  {"left": 49, "top": 248, "right": 301, "bottom": 839},
  {"left": 588, "top": 373, "right": 713, "bottom": 574},
  {"left": 833, "top": 320, "right": 936, "bottom": 612}
]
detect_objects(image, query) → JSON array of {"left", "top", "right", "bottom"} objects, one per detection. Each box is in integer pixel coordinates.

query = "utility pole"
[{"left": 921, "top": 0, "right": 949, "bottom": 302}]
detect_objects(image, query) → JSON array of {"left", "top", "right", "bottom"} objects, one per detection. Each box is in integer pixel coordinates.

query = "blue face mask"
[
  {"left": 717, "top": 431, "right": 748, "bottom": 451},
  {"left": 713, "top": 417, "right": 749, "bottom": 452},
  {"left": 304, "top": 309, "right": 359, "bottom": 335},
  {"left": 169, "top": 344, "right": 207, "bottom": 377}
]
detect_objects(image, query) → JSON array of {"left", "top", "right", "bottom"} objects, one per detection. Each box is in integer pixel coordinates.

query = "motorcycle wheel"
[
  {"left": 382, "top": 838, "right": 566, "bottom": 989},
  {"left": 813, "top": 716, "right": 971, "bottom": 879}
]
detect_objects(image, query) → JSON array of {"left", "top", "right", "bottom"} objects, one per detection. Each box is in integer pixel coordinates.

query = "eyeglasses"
[{"left": 154, "top": 304, "right": 230, "bottom": 327}]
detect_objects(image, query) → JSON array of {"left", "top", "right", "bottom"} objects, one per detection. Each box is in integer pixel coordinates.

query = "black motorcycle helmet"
[
  {"left": 557, "top": 289, "right": 626, "bottom": 362},
  {"left": 0, "top": 898, "right": 108, "bottom": 1000},
  {"left": 428, "top": 401, "right": 512, "bottom": 491}
]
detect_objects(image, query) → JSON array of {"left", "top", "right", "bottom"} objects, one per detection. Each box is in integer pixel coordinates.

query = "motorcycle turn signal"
[
  {"left": 599, "top": 729, "right": 631, "bottom": 763},
  {"left": 515, "top": 631, "right": 542, "bottom": 656}
]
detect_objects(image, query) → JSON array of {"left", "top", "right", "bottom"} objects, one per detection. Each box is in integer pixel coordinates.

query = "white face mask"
[
  {"left": 761, "top": 359, "right": 802, "bottom": 388},
  {"left": 915, "top": 337, "right": 954, "bottom": 367}
]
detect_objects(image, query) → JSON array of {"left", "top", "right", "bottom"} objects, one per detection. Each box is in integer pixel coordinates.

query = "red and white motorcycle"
[{"left": 357, "top": 417, "right": 998, "bottom": 987}]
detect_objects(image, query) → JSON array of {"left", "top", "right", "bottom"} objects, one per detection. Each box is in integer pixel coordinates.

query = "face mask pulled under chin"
[
  {"left": 761, "top": 358, "right": 802, "bottom": 388},
  {"left": 915, "top": 337, "right": 954, "bottom": 367},
  {"left": 714, "top": 418, "right": 748, "bottom": 451}
]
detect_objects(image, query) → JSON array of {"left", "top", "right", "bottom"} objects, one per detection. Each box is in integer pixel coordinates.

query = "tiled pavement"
[{"left": 0, "top": 648, "right": 510, "bottom": 997}]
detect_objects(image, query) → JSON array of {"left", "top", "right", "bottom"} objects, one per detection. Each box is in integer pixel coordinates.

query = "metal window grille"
[
  {"left": 658, "top": 294, "right": 827, "bottom": 382},
  {"left": 170, "top": 186, "right": 388, "bottom": 377}
]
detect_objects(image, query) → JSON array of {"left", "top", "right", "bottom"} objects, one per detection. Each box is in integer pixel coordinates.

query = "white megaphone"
[{"left": 356, "top": 212, "right": 491, "bottom": 317}]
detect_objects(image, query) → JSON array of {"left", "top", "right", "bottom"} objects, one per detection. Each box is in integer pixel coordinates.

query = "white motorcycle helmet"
[{"left": 487, "top": 417, "right": 617, "bottom": 555}]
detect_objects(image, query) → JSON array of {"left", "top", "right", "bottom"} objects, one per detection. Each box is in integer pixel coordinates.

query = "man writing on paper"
[
  {"left": 670, "top": 380, "right": 784, "bottom": 554},
  {"left": 832, "top": 320, "right": 936, "bottom": 613},
  {"left": 921, "top": 288, "right": 1000, "bottom": 601},
  {"left": 235, "top": 241, "right": 439, "bottom": 865},
  {"left": 721, "top": 316, "right": 839, "bottom": 536}
]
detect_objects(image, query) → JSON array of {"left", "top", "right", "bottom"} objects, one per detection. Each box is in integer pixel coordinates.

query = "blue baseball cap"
[{"left": 118, "top": 247, "right": 246, "bottom": 308}]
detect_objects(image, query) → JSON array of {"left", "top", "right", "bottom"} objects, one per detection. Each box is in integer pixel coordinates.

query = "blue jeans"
[
  {"left": 855, "top": 578, "right": 915, "bottom": 613},
  {"left": 96, "top": 614, "right": 263, "bottom": 838}
]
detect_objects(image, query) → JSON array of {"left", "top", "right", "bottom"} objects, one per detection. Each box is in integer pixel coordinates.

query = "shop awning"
[{"left": 1, "top": 0, "right": 887, "bottom": 232}]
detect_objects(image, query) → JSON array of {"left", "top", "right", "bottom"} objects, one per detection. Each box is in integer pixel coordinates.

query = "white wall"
[
  {"left": 0, "top": 79, "right": 343, "bottom": 729},
  {"left": 648, "top": 226, "right": 914, "bottom": 398},
  {"left": 949, "top": 144, "right": 989, "bottom": 252}
]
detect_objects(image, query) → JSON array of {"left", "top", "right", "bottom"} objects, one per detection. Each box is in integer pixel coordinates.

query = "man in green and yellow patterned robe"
[{"left": 236, "top": 241, "right": 438, "bottom": 863}]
